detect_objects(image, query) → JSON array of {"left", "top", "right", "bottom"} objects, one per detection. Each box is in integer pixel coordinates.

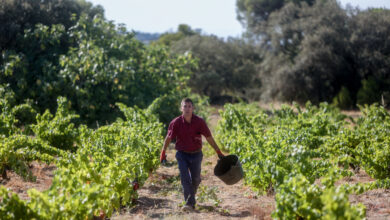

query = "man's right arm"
[
  {"left": 162, "top": 136, "right": 171, "bottom": 152},
  {"left": 161, "top": 119, "right": 176, "bottom": 163},
  {"left": 160, "top": 136, "right": 171, "bottom": 163}
]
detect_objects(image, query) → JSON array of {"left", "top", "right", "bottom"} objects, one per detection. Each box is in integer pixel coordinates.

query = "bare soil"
[
  {"left": 0, "top": 161, "right": 56, "bottom": 200},
  {"left": 345, "top": 172, "right": 390, "bottom": 220},
  {"left": 112, "top": 148, "right": 275, "bottom": 220},
  {"left": 350, "top": 188, "right": 390, "bottom": 220}
]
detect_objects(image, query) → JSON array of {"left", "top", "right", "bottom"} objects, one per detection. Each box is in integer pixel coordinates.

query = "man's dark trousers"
[{"left": 175, "top": 151, "right": 203, "bottom": 207}]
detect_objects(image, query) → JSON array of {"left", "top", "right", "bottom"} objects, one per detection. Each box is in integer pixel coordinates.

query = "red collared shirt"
[{"left": 167, "top": 114, "right": 211, "bottom": 152}]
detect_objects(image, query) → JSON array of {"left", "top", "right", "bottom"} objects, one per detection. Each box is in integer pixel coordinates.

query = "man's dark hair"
[{"left": 181, "top": 98, "right": 193, "bottom": 106}]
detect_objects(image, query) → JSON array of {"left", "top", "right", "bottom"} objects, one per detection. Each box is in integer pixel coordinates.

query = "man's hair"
[{"left": 181, "top": 98, "right": 193, "bottom": 106}]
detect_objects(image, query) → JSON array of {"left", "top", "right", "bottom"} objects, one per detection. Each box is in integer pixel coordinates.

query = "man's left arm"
[
  {"left": 200, "top": 118, "right": 224, "bottom": 159},
  {"left": 205, "top": 135, "right": 224, "bottom": 159}
]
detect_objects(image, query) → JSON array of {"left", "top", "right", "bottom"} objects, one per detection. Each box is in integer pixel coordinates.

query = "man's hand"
[
  {"left": 216, "top": 149, "right": 224, "bottom": 159},
  {"left": 160, "top": 150, "right": 167, "bottom": 163},
  {"left": 161, "top": 136, "right": 171, "bottom": 164}
]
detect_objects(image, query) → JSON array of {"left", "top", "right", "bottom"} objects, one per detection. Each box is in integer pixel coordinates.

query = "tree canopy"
[
  {"left": 234, "top": 0, "right": 390, "bottom": 107},
  {"left": 0, "top": 0, "right": 195, "bottom": 125}
]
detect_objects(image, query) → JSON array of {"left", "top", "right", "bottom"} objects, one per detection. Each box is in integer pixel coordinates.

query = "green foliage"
[
  {"left": 0, "top": 134, "right": 66, "bottom": 180},
  {"left": 333, "top": 86, "right": 354, "bottom": 109},
  {"left": 357, "top": 77, "right": 381, "bottom": 105},
  {"left": 351, "top": 9, "right": 390, "bottom": 99},
  {"left": 216, "top": 102, "right": 389, "bottom": 218},
  {"left": 0, "top": 136, "right": 34, "bottom": 181},
  {"left": 1, "top": 24, "right": 67, "bottom": 112},
  {"left": 0, "top": 95, "right": 18, "bottom": 137},
  {"left": 1, "top": 8, "right": 195, "bottom": 125},
  {"left": 11, "top": 103, "right": 37, "bottom": 132},
  {"left": 144, "top": 92, "right": 210, "bottom": 127},
  {"left": 197, "top": 185, "right": 221, "bottom": 207},
  {"left": 187, "top": 93, "right": 211, "bottom": 121},
  {"left": 320, "top": 188, "right": 366, "bottom": 220},
  {"left": 0, "top": 92, "right": 65, "bottom": 183},
  {"left": 155, "top": 32, "right": 186, "bottom": 47},
  {"left": 57, "top": 15, "right": 194, "bottom": 125},
  {"left": 236, "top": 0, "right": 316, "bottom": 33},
  {"left": 236, "top": 0, "right": 390, "bottom": 106},
  {"left": 0, "top": 103, "right": 163, "bottom": 219},
  {"left": 0, "top": 187, "right": 39, "bottom": 220},
  {"left": 32, "top": 97, "right": 80, "bottom": 151},
  {"left": 0, "top": 85, "right": 37, "bottom": 136},
  {"left": 355, "top": 104, "right": 390, "bottom": 179},
  {"left": 154, "top": 24, "right": 199, "bottom": 46},
  {"left": 28, "top": 105, "right": 162, "bottom": 219},
  {"left": 171, "top": 35, "right": 261, "bottom": 103},
  {"left": 0, "top": 0, "right": 104, "bottom": 49},
  {"left": 274, "top": 174, "right": 365, "bottom": 219},
  {"left": 145, "top": 95, "right": 182, "bottom": 127},
  {"left": 256, "top": 0, "right": 356, "bottom": 104}
]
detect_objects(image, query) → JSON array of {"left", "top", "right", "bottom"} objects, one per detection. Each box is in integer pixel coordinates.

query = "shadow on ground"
[
  {"left": 129, "top": 196, "right": 171, "bottom": 214},
  {"left": 197, "top": 204, "right": 252, "bottom": 218}
]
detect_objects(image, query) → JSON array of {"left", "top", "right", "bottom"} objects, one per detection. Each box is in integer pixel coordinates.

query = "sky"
[{"left": 88, "top": 0, "right": 390, "bottom": 38}]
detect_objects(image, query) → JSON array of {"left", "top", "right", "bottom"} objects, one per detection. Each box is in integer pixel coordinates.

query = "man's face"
[{"left": 181, "top": 101, "right": 193, "bottom": 116}]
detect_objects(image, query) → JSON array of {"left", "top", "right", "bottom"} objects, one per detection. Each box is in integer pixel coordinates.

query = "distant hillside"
[{"left": 135, "top": 31, "right": 161, "bottom": 44}]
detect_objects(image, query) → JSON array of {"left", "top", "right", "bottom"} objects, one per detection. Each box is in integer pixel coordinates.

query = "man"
[{"left": 160, "top": 98, "right": 224, "bottom": 211}]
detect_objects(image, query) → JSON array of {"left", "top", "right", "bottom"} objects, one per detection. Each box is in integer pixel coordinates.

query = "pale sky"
[{"left": 88, "top": 0, "right": 390, "bottom": 38}]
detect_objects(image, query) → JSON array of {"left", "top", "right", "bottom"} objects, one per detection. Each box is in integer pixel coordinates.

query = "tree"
[
  {"left": 153, "top": 24, "right": 199, "bottom": 46},
  {"left": 171, "top": 35, "right": 261, "bottom": 103},
  {"left": 243, "top": 0, "right": 390, "bottom": 108},
  {"left": 1, "top": 11, "right": 195, "bottom": 125},
  {"left": 0, "top": 0, "right": 104, "bottom": 50},
  {"left": 236, "top": 0, "right": 316, "bottom": 34},
  {"left": 350, "top": 8, "right": 390, "bottom": 105},
  {"left": 256, "top": 0, "right": 358, "bottom": 104}
]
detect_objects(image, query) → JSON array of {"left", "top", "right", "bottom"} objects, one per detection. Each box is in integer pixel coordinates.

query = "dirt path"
[{"left": 112, "top": 148, "right": 275, "bottom": 220}]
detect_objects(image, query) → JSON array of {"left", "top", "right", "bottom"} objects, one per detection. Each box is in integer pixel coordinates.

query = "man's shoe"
[{"left": 181, "top": 204, "right": 195, "bottom": 212}]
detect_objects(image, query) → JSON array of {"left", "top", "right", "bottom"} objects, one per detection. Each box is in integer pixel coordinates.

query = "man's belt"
[{"left": 180, "top": 149, "right": 202, "bottom": 154}]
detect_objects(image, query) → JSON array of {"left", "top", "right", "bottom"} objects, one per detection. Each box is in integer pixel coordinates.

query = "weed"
[{"left": 196, "top": 185, "right": 222, "bottom": 207}]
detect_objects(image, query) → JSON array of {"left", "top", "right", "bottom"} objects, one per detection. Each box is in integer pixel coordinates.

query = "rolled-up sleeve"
[{"left": 200, "top": 119, "right": 211, "bottom": 137}]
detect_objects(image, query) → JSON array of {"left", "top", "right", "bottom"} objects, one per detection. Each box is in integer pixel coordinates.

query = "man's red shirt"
[{"left": 167, "top": 114, "right": 211, "bottom": 152}]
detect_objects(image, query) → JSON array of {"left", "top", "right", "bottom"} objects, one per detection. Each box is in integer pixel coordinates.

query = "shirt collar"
[{"left": 181, "top": 114, "right": 195, "bottom": 123}]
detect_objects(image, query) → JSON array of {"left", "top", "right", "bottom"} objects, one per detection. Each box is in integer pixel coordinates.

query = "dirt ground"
[
  {"left": 350, "top": 188, "right": 390, "bottom": 220},
  {"left": 112, "top": 148, "right": 275, "bottom": 220},
  {"left": 0, "top": 161, "right": 56, "bottom": 200}
]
